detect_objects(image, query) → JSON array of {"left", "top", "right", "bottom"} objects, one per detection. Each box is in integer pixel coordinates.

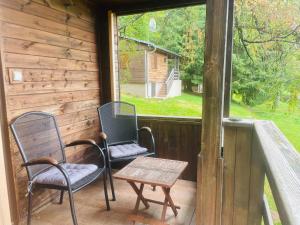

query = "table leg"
[
  {"left": 128, "top": 182, "right": 150, "bottom": 210},
  {"left": 162, "top": 188, "right": 178, "bottom": 216},
  {"left": 161, "top": 194, "right": 168, "bottom": 221}
]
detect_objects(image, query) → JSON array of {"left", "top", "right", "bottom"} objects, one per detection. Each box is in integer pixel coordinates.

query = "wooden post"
[
  {"left": 95, "top": 6, "right": 112, "bottom": 104},
  {"left": 0, "top": 123, "right": 12, "bottom": 225},
  {"left": 223, "top": 0, "right": 234, "bottom": 117},
  {"left": 197, "top": 0, "right": 229, "bottom": 225},
  {"left": 0, "top": 34, "right": 17, "bottom": 225},
  {"left": 108, "top": 11, "right": 117, "bottom": 101}
]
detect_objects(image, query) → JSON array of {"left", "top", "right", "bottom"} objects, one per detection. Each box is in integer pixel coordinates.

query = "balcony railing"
[
  {"left": 255, "top": 121, "right": 300, "bottom": 225},
  {"left": 137, "top": 115, "right": 300, "bottom": 225}
]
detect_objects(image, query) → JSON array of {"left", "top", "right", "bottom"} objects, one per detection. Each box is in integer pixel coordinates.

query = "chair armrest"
[
  {"left": 65, "top": 139, "right": 106, "bottom": 167},
  {"left": 99, "top": 132, "right": 107, "bottom": 140},
  {"left": 138, "top": 127, "right": 156, "bottom": 155},
  {"left": 139, "top": 126, "right": 152, "bottom": 133},
  {"left": 65, "top": 139, "right": 96, "bottom": 147},
  {"left": 22, "top": 157, "right": 58, "bottom": 167}
]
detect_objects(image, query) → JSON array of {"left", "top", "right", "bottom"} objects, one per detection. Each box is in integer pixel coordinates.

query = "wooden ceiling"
[{"left": 94, "top": 0, "right": 206, "bottom": 15}]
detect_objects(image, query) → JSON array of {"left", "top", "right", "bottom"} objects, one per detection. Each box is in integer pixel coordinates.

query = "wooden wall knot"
[
  {"left": 22, "top": 41, "right": 35, "bottom": 49},
  {"left": 65, "top": 14, "right": 71, "bottom": 24},
  {"left": 86, "top": 120, "right": 92, "bottom": 126},
  {"left": 21, "top": 0, "right": 32, "bottom": 10},
  {"left": 63, "top": 0, "right": 75, "bottom": 8},
  {"left": 64, "top": 48, "right": 72, "bottom": 58},
  {"left": 43, "top": 0, "right": 51, "bottom": 7}
]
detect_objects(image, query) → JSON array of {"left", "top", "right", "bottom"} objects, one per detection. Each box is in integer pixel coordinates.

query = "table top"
[{"left": 113, "top": 157, "right": 188, "bottom": 188}]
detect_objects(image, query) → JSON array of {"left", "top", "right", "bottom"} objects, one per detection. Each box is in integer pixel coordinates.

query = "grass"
[{"left": 123, "top": 92, "right": 300, "bottom": 151}]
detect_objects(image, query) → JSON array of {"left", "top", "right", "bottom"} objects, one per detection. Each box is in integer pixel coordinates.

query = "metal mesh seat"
[
  {"left": 11, "top": 112, "right": 110, "bottom": 225},
  {"left": 98, "top": 101, "right": 156, "bottom": 200}
]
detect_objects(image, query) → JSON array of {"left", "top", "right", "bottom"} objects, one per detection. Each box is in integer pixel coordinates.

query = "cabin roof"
[{"left": 121, "top": 36, "right": 181, "bottom": 58}]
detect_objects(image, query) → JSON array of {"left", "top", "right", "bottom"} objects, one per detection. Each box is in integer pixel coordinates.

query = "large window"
[{"left": 116, "top": 5, "right": 206, "bottom": 117}]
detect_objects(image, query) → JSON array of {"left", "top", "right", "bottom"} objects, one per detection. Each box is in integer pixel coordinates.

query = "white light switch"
[{"left": 12, "top": 70, "right": 23, "bottom": 82}]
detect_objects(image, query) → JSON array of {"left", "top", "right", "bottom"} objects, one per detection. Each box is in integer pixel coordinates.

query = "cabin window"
[{"left": 151, "top": 55, "right": 158, "bottom": 69}]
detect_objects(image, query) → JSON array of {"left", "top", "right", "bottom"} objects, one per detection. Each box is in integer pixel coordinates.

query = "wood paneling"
[
  {"left": 0, "top": 0, "right": 100, "bottom": 222},
  {"left": 148, "top": 52, "right": 168, "bottom": 82},
  {"left": 222, "top": 119, "right": 264, "bottom": 225},
  {"left": 255, "top": 121, "right": 300, "bottom": 225},
  {"left": 137, "top": 115, "right": 201, "bottom": 181},
  {"left": 120, "top": 51, "right": 146, "bottom": 84},
  {"left": 0, "top": 93, "right": 12, "bottom": 225}
]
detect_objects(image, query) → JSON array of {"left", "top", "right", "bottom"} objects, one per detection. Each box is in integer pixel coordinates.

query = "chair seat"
[
  {"left": 35, "top": 163, "right": 98, "bottom": 187},
  {"left": 109, "top": 143, "right": 148, "bottom": 159}
]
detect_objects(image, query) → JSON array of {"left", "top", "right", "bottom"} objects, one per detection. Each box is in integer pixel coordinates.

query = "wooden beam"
[
  {"left": 104, "top": 0, "right": 206, "bottom": 15},
  {"left": 0, "top": 39, "right": 13, "bottom": 225},
  {"left": 108, "top": 11, "right": 116, "bottom": 101},
  {"left": 0, "top": 122, "right": 12, "bottom": 225},
  {"left": 223, "top": 0, "right": 234, "bottom": 117},
  {"left": 95, "top": 6, "right": 113, "bottom": 104},
  {"left": 197, "top": 0, "right": 229, "bottom": 225}
]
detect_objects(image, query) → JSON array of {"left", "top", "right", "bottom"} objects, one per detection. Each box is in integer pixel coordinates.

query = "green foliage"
[
  {"left": 232, "top": 0, "right": 300, "bottom": 108},
  {"left": 118, "top": 0, "right": 300, "bottom": 108}
]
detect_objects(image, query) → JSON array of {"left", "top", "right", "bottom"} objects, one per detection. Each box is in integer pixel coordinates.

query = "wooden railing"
[
  {"left": 137, "top": 115, "right": 300, "bottom": 225},
  {"left": 223, "top": 119, "right": 300, "bottom": 225},
  {"left": 138, "top": 115, "right": 201, "bottom": 181},
  {"left": 255, "top": 121, "right": 300, "bottom": 225}
]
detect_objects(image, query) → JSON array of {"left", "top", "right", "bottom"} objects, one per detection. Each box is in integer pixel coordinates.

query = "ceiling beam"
[{"left": 96, "top": 0, "right": 206, "bottom": 15}]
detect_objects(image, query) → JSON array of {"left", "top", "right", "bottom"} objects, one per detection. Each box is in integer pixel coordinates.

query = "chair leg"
[
  {"left": 59, "top": 190, "right": 64, "bottom": 204},
  {"left": 107, "top": 163, "right": 116, "bottom": 201},
  {"left": 103, "top": 173, "right": 110, "bottom": 210},
  {"left": 67, "top": 189, "right": 78, "bottom": 225},
  {"left": 27, "top": 192, "right": 33, "bottom": 225}
]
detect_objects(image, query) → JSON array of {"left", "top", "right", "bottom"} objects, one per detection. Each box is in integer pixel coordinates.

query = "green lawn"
[{"left": 122, "top": 92, "right": 300, "bottom": 151}]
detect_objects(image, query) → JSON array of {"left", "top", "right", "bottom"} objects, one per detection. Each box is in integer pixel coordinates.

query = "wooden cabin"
[
  {"left": 0, "top": 0, "right": 299, "bottom": 225},
  {"left": 119, "top": 37, "right": 181, "bottom": 98}
]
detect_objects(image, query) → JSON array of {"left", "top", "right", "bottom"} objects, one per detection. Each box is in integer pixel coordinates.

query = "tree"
[
  {"left": 232, "top": 0, "right": 300, "bottom": 108},
  {"left": 118, "top": 1, "right": 300, "bottom": 109}
]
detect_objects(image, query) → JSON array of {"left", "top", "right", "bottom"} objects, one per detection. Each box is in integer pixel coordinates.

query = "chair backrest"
[
  {"left": 10, "top": 112, "right": 65, "bottom": 180},
  {"left": 98, "top": 102, "right": 138, "bottom": 145}
]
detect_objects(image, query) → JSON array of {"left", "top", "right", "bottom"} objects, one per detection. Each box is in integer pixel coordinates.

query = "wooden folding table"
[{"left": 113, "top": 157, "right": 188, "bottom": 223}]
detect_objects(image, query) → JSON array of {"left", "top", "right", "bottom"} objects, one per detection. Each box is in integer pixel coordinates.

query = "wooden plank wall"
[
  {"left": 120, "top": 51, "right": 146, "bottom": 84},
  {"left": 0, "top": 0, "right": 101, "bottom": 222},
  {"left": 222, "top": 120, "right": 265, "bottom": 225},
  {"left": 138, "top": 115, "right": 201, "bottom": 181}
]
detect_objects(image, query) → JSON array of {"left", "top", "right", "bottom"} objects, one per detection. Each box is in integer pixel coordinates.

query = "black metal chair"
[
  {"left": 97, "top": 101, "right": 156, "bottom": 201},
  {"left": 10, "top": 112, "right": 110, "bottom": 225}
]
